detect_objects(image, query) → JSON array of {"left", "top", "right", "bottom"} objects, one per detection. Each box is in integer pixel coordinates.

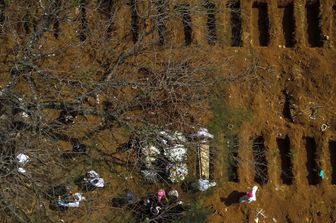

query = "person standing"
[{"left": 240, "top": 186, "right": 258, "bottom": 203}]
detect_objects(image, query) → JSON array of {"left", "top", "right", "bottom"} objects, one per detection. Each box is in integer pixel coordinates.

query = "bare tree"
[{"left": 0, "top": 0, "right": 215, "bottom": 222}]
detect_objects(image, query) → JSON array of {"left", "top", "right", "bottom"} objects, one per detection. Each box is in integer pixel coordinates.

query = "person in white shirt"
[{"left": 240, "top": 186, "right": 258, "bottom": 203}]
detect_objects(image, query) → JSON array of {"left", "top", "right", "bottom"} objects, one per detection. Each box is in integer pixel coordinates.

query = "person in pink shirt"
[
  {"left": 157, "top": 189, "right": 167, "bottom": 204},
  {"left": 240, "top": 186, "right": 258, "bottom": 203}
]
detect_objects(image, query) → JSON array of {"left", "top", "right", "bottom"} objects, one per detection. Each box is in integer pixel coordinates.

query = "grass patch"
[
  {"left": 209, "top": 80, "right": 253, "bottom": 182},
  {"left": 176, "top": 200, "right": 211, "bottom": 223},
  {"left": 210, "top": 99, "right": 252, "bottom": 136}
]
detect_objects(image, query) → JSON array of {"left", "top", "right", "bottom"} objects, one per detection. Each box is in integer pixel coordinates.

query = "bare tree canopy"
[{"left": 0, "top": 0, "right": 215, "bottom": 222}]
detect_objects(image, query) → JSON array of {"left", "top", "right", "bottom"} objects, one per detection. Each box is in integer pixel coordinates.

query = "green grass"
[
  {"left": 210, "top": 99, "right": 252, "bottom": 136},
  {"left": 176, "top": 200, "right": 210, "bottom": 223},
  {"left": 209, "top": 80, "right": 253, "bottom": 182},
  {"left": 72, "top": 0, "right": 82, "bottom": 6}
]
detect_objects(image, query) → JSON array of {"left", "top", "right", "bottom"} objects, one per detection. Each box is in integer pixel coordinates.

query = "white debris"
[
  {"left": 256, "top": 208, "right": 266, "bottom": 218},
  {"left": 172, "top": 132, "right": 187, "bottom": 143},
  {"left": 159, "top": 131, "right": 174, "bottom": 143},
  {"left": 141, "top": 145, "right": 160, "bottom": 157},
  {"left": 255, "top": 208, "right": 267, "bottom": 223},
  {"left": 168, "top": 189, "right": 179, "bottom": 198},
  {"left": 88, "top": 178, "right": 104, "bottom": 188},
  {"left": 84, "top": 170, "right": 105, "bottom": 188},
  {"left": 144, "top": 156, "right": 157, "bottom": 169},
  {"left": 64, "top": 115, "right": 75, "bottom": 123},
  {"left": 20, "top": 112, "right": 29, "bottom": 118},
  {"left": 191, "top": 128, "right": 214, "bottom": 140},
  {"left": 75, "top": 193, "right": 85, "bottom": 202},
  {"left": 197, "top": 178, "right": 216, "bottom": 192},
  {"left": 17, "top": 167, "right": 27, "bottom": 174},
  {"left": 321, "top": 123, "right": 328, "bottom": 132},
  {"left": 17, "top": 153, "right": 30, "bottom": 165},
  {"left": 141, "top": 146, "right": 160, "bottom": 169},
  {"left": 164, "top": 145, "right": 187, "bottom": 163},
  {"left": 95, "top": 94, "right": 100, "bottom": 104},
  {"left": 57, "top": 193, "right": 86, "bottom": 208},
  {"left": 159, "top": 131, "right": 186, "bottom": 145},
  {"left": 86, "top": 170, "right": 100, "bottom": 178},
  {"left": 141, "top": 169, "right": 159, "bottom": 182},
  {"left": 16, "top": 153, "right": 30, "bottom": 174},
  {"left": 160, "top": 138, "right": 168, "bottom": 145}
]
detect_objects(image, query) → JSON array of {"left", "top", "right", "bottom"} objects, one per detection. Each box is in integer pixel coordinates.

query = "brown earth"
[{"left": 2, "top": 0, "right": 336, "bottom": 223}]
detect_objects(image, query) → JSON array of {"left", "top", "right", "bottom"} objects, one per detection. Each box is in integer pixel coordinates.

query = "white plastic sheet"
[
  {"left": 17, "top": 167, "right": 26, "bottom": 174},
  {"left": 85, "top": 170, "right": 105, "bottom": 188},
  {"left": 192, "top": 128, "right": 214, "bottom": 140},
  {"left": 86, "top": 170, "right": 100, "bottom": 178},
  {"left": 141, "top": 169, "right": 158, "bottom": 182},
  {"left": 89, "top": 178, "right": 104, "bottom": 188},
  {"left": 168, "top": 189, "right": 179, "bottom": 198},
  {"left": 57, "top": 193, "right": 85, "bottom": 208},
  {"left": 197, "top": 178, "right": 217, "bottom": 192},
  {"left": 141, "top": 145, "right": 160, "bottom": 157},
  {"left": 16, "top": 153, "right": 30, "bottom": 174},
  {"left": 159, "top": 131, "right": 187, "bottom": 145},
  {"left": 16, "top": 153, "right": 30, "bottom": 165}
]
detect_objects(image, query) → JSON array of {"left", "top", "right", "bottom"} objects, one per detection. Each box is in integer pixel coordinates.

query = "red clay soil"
[{"left": 2, "top": 0, "right": 336, "bottom": 222}]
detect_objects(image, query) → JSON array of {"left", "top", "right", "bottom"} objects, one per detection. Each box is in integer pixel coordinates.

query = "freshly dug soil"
[{"left": 1, "top": 0, "right": 336, "bottom": 222}]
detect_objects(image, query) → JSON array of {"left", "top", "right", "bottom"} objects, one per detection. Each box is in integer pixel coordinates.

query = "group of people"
[
  {"left": 45, "top": 123, "right": 258, "bottom": 216},
  {"left": 139, "top": 188, "right": 186, "bottom": 221},
  {"left": 111, "top": 188, "right": 186, "bottom": 222}
]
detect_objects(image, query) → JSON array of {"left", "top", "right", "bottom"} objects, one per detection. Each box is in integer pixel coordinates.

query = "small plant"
[
  {"left": 72, "top": 0, "right": 82, "bottom": 6},
  {"left": 176, "top": 200, "right": 211, "bottom": 223}
]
